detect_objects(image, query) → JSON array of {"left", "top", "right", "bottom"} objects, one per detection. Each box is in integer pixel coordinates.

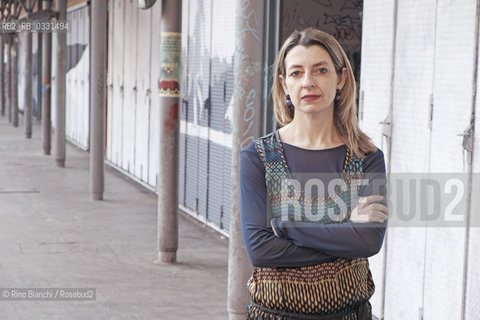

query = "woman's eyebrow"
[
  {"left": 287, "top": 61, "right": 329, "bottom": 70},
  {"left": 312, "top": 61, "right": 329, "bottom": 67}
]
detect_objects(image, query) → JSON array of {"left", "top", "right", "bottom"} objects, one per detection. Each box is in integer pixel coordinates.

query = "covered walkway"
[{"left": 0, "top": 116, "right": 229, "bottom": 319}]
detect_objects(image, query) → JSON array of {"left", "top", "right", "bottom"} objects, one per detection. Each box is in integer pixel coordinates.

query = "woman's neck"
[{"left": 278, "top": 109, "right": 343, "bottom": 150}]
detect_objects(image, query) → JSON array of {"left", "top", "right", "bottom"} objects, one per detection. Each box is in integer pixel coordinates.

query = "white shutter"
[
  {"left": 423, "top": 1, "right": 477, "bottom": 319},
  {"left": 465, "top": 25, "right": 480, "bottom": 318},
  {"left": 66, "top": 6, "right": 90, "bottom": 150},
  {"left": 109, "top": 0, "right": 126, "bottom": 166},
  {"left": 384, "top": 1, "right": 437, "bottom": 319},
  {"left": 358, "top": 0, "right": 396, "bottom": 317},
  {"left": 134, "top": 8, "right": 152, "bottom": 182},
  {"left": 462, "top": 1, "right": 480, "bottom": 318},
  {"left": 121, "top": 0, "right": 138, "bottom": 173},
  {"left": 148, "top": 1, "right": 162, "bottom": 187},
  {"left": 107, "top": 1, "right": 115, "bottom": 161}
]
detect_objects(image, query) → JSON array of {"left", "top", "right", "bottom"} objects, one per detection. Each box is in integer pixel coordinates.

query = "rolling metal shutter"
[
  {"left": 184, "top": 0, "right": 212, "bottom": 216},
  {"left": 207, "top": 0, "right": 235, "bottom": 229},
  {"left": 180, "top": 0, "right": 235, "bottom": 232}
]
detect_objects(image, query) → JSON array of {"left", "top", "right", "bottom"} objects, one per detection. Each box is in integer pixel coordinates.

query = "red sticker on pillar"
[
  {"left": 159, "top": 32, "right": 181, "bottom": 97},
  {"left": 164, "top": 104, "right": 179, "bottom": 132}
]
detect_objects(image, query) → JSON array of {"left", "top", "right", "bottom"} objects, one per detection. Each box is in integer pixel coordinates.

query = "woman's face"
[{"left": 280, "top": 45, "right": 346, "bottom": 116}]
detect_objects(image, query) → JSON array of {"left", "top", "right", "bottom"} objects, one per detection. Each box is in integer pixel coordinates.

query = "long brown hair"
[{"left": 272, "top": 27, "right": 376, "bottom": 158}]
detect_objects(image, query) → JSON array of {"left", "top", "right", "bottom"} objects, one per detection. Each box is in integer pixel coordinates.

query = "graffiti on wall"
[
  {"left": 323, "top": 13, "right": 361, "bottom": 41},
  {"left": 281, "top": 0, "right": 363, "bottom": 82}
]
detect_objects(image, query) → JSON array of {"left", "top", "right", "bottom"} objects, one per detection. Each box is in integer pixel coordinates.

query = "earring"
[
  {"left": 334, "top": 89, "right": 341, "bottom": 102},
  {"left": 286, "top": 94, "right": 294, "bottom": 108}
]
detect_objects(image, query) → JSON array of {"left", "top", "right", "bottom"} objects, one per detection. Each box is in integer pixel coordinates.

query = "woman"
[{"left": 240, "top": 28, "right": 388, "bottom": 320}]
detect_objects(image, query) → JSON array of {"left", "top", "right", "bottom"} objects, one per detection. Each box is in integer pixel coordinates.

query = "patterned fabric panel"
[
  {"left": 247, "top": 259, "right": 374, "bottom": 318},
  {"left": 254, "top": 131, "right": 365, "bottom": 225}
]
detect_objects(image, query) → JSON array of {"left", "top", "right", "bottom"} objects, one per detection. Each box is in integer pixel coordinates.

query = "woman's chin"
[{"left": 295, "top": 104, "right": 333, "bottom": 116}]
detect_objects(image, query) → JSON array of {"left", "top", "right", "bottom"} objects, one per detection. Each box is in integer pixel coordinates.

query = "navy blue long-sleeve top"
[{"left": 240, "top": 136, "right": 387, "bottom": 268}]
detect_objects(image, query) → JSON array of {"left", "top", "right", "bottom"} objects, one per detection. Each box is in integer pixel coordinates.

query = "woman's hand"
[{"left": 350, "top": 195, "right": 388, "bottom": 223}]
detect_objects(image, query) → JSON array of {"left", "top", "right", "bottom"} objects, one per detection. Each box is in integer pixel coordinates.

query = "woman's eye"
[
  {"left": 290, "top": 71, "right": 300, "bottom": 77},
  {"left": 317, "top": 68, "right": 328, "bottom": 74}
]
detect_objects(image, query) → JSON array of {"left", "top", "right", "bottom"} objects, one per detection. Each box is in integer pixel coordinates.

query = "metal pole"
[
  {"left": 7, "top": 37, "right": 11, "bottom": 123},
  {"left": 0, "top": 35, "right": 5, "bottom": 117},
  {"left": 12, "top": 35, "right": 18, "bottom": 127},
  {"left": 156, "top": 0, "right": 181, "bottom": 264},
  {"left": 25, "top": 32, "right": 33, "bottom": 138},
  {"left": 42, "top": 0, "right": 52, "bottom": 155},
  {"left": 55, "top": 0, "right": 67, "bottom": 167},
  {"left": 36, "top": 0, "right": 43, "bottom": 121},
  {"left": 89, "top": 0, "right": 107, "bottom": 200},
  {"left": 228, "top": 0, "right": 265, "bottom": 319}
]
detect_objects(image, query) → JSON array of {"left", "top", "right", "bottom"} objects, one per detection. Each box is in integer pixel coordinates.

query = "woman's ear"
[
  {"left": 337, "top": 67, "right": 347, "bottom": 90},
  {"left": 279, "top": 74, "right": 288, "bottom": 95}
]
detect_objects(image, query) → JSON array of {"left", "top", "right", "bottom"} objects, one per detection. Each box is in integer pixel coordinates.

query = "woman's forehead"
[{"left": 284, "top": 45, "right": 333, "bottom": 68}]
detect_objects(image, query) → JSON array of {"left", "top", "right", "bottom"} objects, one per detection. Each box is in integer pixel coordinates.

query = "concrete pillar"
[
  {"left": 36, "top": 0, "right": 43, "bottom": 121},
  {"left": 12, "top": 36, "right": 18, "bottom": 127},
  {"left": 42, "top": 0, "right": 52, "bottom": 155},
  {"left": 156, "top": 0, "right": 181, "bottom": 264},
  {"left": 227, "top": 1, "right": 265, "bottom": 319},
  {"left": 89, "top": 0, "right": 107, "bottom": 200},
  {"left": 25, "top": 32, "right": 33, "bottom": 138},
  {"left": 6, "top": 38, "right": 11, "bottom": 123},
  {"left": 0, "top": 35, "right": 5, "bottom": 117},
  {"left": 55, "top": 0, "right": 67, "bottom": 167}
]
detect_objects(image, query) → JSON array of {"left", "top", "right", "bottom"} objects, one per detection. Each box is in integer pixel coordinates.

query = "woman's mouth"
[{"left": 301, "top": 94, "right": 321, "bottom": 102}]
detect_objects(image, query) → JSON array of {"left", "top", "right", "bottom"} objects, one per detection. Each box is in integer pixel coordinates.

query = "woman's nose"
[{"left": 301, "top": 72, "right": 315, "bottom": 88}]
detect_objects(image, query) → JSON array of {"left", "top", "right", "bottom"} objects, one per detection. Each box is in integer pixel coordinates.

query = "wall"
[{"left": 360, "top": 0, "right": 479, "bottom": 319}]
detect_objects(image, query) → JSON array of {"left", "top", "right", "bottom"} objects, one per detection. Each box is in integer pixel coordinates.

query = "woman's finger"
[
  {"left": 367, "top": 210, "right": 388, "bottom": 221},
  {"left": 370, "top": 203, "right": 388, "bottom": 214},
  {"left": 355, "top": 212, "right": 387, "bottom": 222},
  {"left": 350, "top": 204, "right": 388, "bottom": 223},
  {"left": 351, "top": 214, "right": 385, "bottom": 224},
  {"left": 357, "top": 206, "right": 388, "bottom": 220},
  {"left": 357, "top": 195, "right": 384, "bottom": 209}
]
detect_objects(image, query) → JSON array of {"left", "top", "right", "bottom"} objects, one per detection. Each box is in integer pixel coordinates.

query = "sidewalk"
[{"left": 0, "top": 115, "right": 229, "bottom": 319}]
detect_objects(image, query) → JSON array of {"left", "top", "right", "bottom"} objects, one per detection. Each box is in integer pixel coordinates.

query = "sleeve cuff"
[{"left": 270, "top": 218, "right": 288, "bottom": 239}]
